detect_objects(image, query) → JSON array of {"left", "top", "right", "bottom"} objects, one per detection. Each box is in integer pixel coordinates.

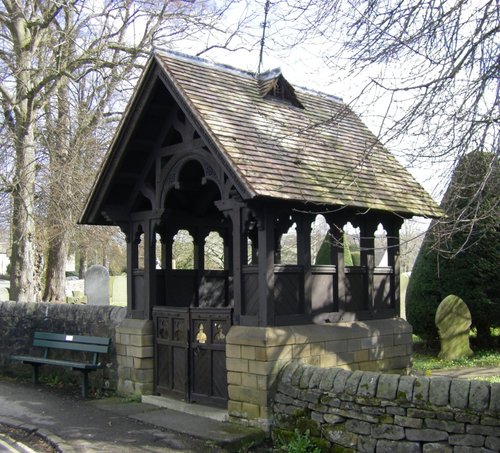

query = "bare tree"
[
  {"left": 0, "top": 0, "right": 244, "bottom": 302},
  {"left": 288, "top": 0, "right": 498, "bottom": 250}
]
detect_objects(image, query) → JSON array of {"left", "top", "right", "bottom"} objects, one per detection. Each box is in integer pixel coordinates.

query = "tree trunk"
[
  {"left": 9, "top": 126, "right": 37, "bottom": 303},
  {"left": 42, "top": 79, "right": 71, "bottom": 303},
  {"left": 42, "top": 230, "right": 68, "bottom": 302}
]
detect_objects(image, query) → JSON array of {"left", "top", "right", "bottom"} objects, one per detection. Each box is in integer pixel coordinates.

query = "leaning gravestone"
[
  {"left": 435, "top": 294, "right": 473, "bottom": 360},
  {"left": 84, "top": 265, "right": 110, "bottom": 305}
]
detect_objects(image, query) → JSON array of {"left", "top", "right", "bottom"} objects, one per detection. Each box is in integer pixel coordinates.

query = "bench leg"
[
  {"left": 32, "top": 365, "right": 40, "bottom": 385},
  {"left": 81, "top": 371, "right": 90, "bottom": 398}
]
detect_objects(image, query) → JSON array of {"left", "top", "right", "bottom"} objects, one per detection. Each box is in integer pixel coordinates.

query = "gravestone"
[
  {"left": 435, "top": 294, "right": 473, "bottom": 360},
  {"left": 110, "top": 275, "right": 127, "bottom": 306},
  {"left": 0, "top": 286, "right": 9, "bottom": 301},
  {"left": 84, "top": 265, "right": 110, "bottom": 305}
]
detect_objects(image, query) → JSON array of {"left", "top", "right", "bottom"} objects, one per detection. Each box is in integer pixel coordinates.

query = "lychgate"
[{"left": 80, "top": 51, "right": 440, "bottom": 428}]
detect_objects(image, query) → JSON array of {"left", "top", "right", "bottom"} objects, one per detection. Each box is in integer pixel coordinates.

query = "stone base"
[
  {"left": 115, "top": 318, "right": 154, "bottom": 396},
  {"left": 226, "top": 318, "right": 412, "bottom": 430}
]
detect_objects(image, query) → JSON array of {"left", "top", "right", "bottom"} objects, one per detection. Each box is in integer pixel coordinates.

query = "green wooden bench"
[{"left": 11, "top": 332, "right": 111, "bottom": 398}]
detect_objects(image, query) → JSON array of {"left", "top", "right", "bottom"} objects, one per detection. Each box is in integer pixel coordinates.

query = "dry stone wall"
[{"left": 274, "top": 362, "right": 500, "bottom": 452}]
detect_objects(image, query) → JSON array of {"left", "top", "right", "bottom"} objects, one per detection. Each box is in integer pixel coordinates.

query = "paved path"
[{"left": 0, "top": 379, "right": 262, "bottom": 452}]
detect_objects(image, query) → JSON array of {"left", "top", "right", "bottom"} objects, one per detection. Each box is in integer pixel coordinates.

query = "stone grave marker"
[
  {"left": 435, "top": 294, "right": 473, "bottom": 360},
  {"left": 110, "top": 274, "right": 127, "bottom": 306},
  {"left": 84, "top": 265, "right": 110, "bottom": 305},
  {"left": 0, "top": 286, "right": 9, "bottom": 301}
]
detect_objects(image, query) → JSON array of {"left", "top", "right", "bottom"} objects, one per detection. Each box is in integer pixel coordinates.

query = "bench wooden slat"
[
  {"left": 10, "top": 355, "right": 103, "bottom": 370},
  {"left": 34, "top": 332, "right": 110, "bottom": 346},
  {"left": 33, "top": 339, "right": 109, "bottom": 354}
]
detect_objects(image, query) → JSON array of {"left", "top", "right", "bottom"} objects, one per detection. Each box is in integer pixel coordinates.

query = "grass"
[{"left": 412, "top": 333, "right": 500, "bottom": 383}]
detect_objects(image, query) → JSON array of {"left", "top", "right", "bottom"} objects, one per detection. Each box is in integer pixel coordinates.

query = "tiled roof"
[{"left": 156, "top": 52, "right": 440, "bottom": 218}]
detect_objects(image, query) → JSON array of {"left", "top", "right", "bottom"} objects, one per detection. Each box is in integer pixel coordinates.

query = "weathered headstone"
[
  {"left": 109, "top": 275, "right": 127, "bottom": 306},
  {"left": 84, "top": 265, "right": 110, "bottom": 305},
  {"left": 435, "top": 294, "right": 473, "bottom": 360},
  {"left": 0, "top": 286, "right": 9, "bottom": 301}
]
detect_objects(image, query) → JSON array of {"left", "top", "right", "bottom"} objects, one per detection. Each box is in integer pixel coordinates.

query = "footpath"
[
  {"left": 0, "top": 378, "right": 265, "bottom": 453},
  {"left": 0, "top": 367, "right": 498, "bottom": 452}
]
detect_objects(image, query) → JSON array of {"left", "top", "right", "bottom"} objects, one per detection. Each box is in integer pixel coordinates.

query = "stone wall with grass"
[
  {"left": 0, "top": 301, "right": 126, "bottom": 394},
  {"left": 273, "top": 362, "right": 500, "bottom": 452}
]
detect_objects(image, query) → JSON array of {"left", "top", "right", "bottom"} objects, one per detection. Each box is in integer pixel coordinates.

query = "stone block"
[
  {"left": 299, "top": 365, "right": 315, "bottom": 388},
  {"left": 241, "top": 345, "right": 256, "bottom": 360},
  {"left": 485, "top": 436, "right": 500, "bottom": 451},
  {"left": 412, "top": 376, "right": 430, "bottom": 403},
  {"left": 407, "top": 408, "right": 435, "bottom": 419},
  {"left": 490, "top": 383, "right": 500, "bottom": 412},
  {"left": 466, "top": 425, "right": 499, "bottom": 436},
  {"left": 227, "top": 371, "right": 242, "bottom": 385},
  {"left": 129, "top": 334, "right": 153, "bottom": 347},
  {"left": 242, "top": 402, "right": 261, "bottom": 419},
  {"left": 455, "top": 413, "right": 479, "bottom": 424},
  {"left": 423, "top": 443, "right": 452, "bottom": 453},
  {"left": 345, "top": 370, "right": 364, "bottom": 395},
  {"left": 319, "top": 353, "right": 337, "bottom": 368},
  {"left": 292, "top": 343, "right": 311, "bottom": 358},
  {"left": 226, "top": 357, "right": 249, "bottom": 373},
  {"left": 429, "top": 377, "right": 451, "bottom": 406},
  {"left": 242, "top": 373, "right": 257, "bottom": 389},
  {"left": 133, "top": 357, "right": 153, "bottom": 369},
  {"left": 280, "top": 362, "right": 300, "bottom": 384},
  {"left": 134, "top": 382, "right": 153, "bottom": 394},
  {"left": 225, "top": 344, "right": 241, "bottom": 358},
  {"left": 132, "top": 368, "right": 153, "bottom": 383},
  {"left": 376, "top": 440, "right": 420, "bottom": 453},
  {"left": 394, "top": 415, "right": 423, "bottom": 429},
  {"left": 333, "top": 369, "right": 352, "bottom": 394},
  {"left": 426, "top": 418, "right": 464, "bottom": 433},
  {"left": 308, "top": 368, "right": 325, "bottom": 389},
  {"left": 117, "top": 333, "right": 130, "bottom": 345},
  {"left": 249, "top": 359, "right": 278, "bottom": 375},
  {"left": 405, "top": 428, "right": 448, "bottom": 442},
  {"left": 228, "top": 385, "right": 268, "bottom": 406},
  {"left": 348, "top": 338, "right": 362, "bottom": 352},
  {"left": 376, "top": 373, "right": 400, "bottom": 400},
  {"left": 397, "top": 375, "right": 415, "bottom": 401},
  {"left": 450, "top": 378, "right": 470, "bottom": 408},
  {"left": 228, "top": 400, "right": 242, "bottom": 416},
  {"left": 117, "top": 355, "right": 134, "bottom": 368},
  {"left": 126, "top": 345, "right": 153, "bottom": 358},
  {"left": 345, "top": 419, "right": 372, "bottom": 435},
  {"left": 117, "top": 366, "right": 131, "bottom": 380},
  {"left": 116, "top": 318, "right": 152, "bottom": 335},
  {"left": 354, "top": 349, "right": 369, "bottom": 363},
  {"left": 468, "top": 380, "right": 490, "bottom": 411},
  {"left": 358, "top": 436, "right": 377, "bottom": 453},
  {"left": 357, "top": 371, "right": 379, "bottom": 397},
  {"left": 324, "top": 426, "right": 358, "bottom": 448},
  {"left": 449, "top": 434, "right": 485, "bottom": 447},
  {"left": 323, "top": 413, "right": 345, "bottom": 424},
  {"left": 255, "top": 345, "right": 292, "bottom": 361},
  {"left": 325, "top": 339, "right": 348, "bottom": 353},
  {"left": 371, "top": 424, "right": 405, "bottom": 440},
  {"left": 117, "top": 379, "right": 135, "bottom": 395}
]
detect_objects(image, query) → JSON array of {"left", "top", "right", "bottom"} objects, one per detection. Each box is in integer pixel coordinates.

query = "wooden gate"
[{"left": 153, "top": 306, "right": 232, "bottom": 407}]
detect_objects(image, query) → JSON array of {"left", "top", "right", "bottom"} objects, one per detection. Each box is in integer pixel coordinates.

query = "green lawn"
[{"left": 412, "top": 339, "right": 500, "bottom": 383}]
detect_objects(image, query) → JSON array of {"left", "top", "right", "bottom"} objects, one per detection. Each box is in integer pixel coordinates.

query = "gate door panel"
[
  {"left": 190, "top": 308, "right": 232, "bottom": 407},
  {"left": 153, "top": 307, "right": 189, "bottom": 400},
  {"left": 153, "top": 306, "right": 232, "bottom": 407}
]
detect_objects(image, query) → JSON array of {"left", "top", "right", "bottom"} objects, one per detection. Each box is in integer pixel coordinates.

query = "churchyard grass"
[{"left": 412, "top": 330, "right": 500, "bottom": 383}]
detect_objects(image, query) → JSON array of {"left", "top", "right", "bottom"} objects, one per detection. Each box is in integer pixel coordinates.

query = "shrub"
[{"left": 406, "top": 151, "right": 500, "bottom": 346}]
